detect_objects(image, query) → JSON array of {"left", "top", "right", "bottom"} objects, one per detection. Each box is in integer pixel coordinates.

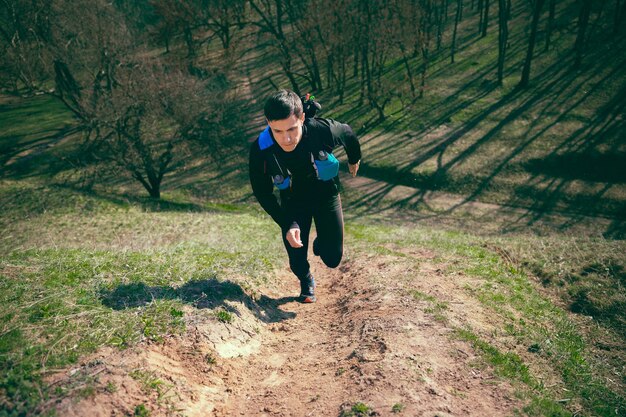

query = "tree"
[
  {"left": 0, "top": 0, "right": 239, "bottom": 199},
  {"left": 283, "top": 0, "right": 324, "bottom": 91},
  {"left": 84, "top": 63, "right": 220, "bottom": 199},
  {"left": 419, "top": 0, "right": 434, "bottom": 98},
  {"left": 614, "top": 0, "right": 626, "bottom": 34},
  {"left": 544, "top": 0, "right": 555, "bottom": 51},
  {"left": 519, "top": 0, "right": 545, "bottom": 88},
  {"left": 481, "top": 0, "right": 491, "bottom": 37},
  {"left": 451, "top": 0, "right": 463, "bottom": 63},
  {"left": 248, "top": 0, "right": 302, "bottom": 94},
  {"left": 205, "top": 0, "right": 247, "bottom": 49},
  {"left": 149, "top": 0, "right": 203, "bottom": 59},
  {"left": 497, "top": 0, "right": 509, "bottom": 84},
  {"left": 0, "top": 0, "right": 55, "bottom": 93},
  {"left": 393, "top": 0, "right": 422, "bottom": 97},
  {"left": 315, "top": 0, "right": 358, "bottom": 101},
  {"left": 573, "top": 0, "right": 593, "bottom": 69}
]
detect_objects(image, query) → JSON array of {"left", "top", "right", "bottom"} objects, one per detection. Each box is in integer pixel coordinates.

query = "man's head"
[{"left": 264, "top": 90, "right": 305, "bottom": 152}]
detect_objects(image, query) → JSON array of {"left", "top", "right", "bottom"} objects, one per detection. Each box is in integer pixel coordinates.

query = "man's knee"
[{"left": 322, "top": 251, "right": 342, "bottom": 268}]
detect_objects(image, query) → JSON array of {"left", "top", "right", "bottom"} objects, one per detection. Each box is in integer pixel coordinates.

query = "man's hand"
[
  {"left": 286, "top": 227, "right": 303, "bottom": 248},
  {"left": 349, "top": 160, "right": 360, "bottom": 177}
]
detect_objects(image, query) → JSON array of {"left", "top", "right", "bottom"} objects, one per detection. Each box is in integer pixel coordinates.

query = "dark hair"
[{"left": 264, "top": 89, "right": 303, "bottom": 121}]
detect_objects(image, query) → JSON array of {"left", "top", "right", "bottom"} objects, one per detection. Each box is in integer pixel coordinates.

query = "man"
[{"left": 249, "top": 90, "right": 361, "bottom": 303}]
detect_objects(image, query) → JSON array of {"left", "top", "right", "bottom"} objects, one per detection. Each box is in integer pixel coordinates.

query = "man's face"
[{"left": 267, "top": 113, "right": 305, "bottom": 152}]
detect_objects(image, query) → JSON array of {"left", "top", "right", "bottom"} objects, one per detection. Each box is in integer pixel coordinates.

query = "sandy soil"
[{"left": 47, "top": 246, "right": 525, "bottom": 417}]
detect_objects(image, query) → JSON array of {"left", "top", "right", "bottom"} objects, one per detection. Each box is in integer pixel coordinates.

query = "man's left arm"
[{"left": 326, "top": 119, "right": 362, "bottom": 176}]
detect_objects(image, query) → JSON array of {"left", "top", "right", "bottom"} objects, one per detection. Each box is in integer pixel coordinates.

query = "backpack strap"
[
  {"left": 258, "top": 126, "right": 273, "bottom": 150},
  {"left": 257, "top": 126, "right": 291, "bottom": 190}
]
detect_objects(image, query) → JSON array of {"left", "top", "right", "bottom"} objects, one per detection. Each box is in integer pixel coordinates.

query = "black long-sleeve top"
[{"left": 249, "top": 117, "right": 361, "bottom": 230}]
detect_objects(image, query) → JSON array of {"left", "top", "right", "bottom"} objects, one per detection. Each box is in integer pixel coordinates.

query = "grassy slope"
[
  {"left": 0, "top": 180, "right": 624, "bottom": 416},
  {"left": 1, "top": 2, "right": 625, "bottom": 416},
  {"left": 305, "top": 2, "right": 626, "bottom": 222}
]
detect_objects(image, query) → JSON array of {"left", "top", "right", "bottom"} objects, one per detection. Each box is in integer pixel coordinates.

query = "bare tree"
[
  {"left": 544, "top": 0, "right": 556, "bottom": 51},
  {"left": 519, "top": 0, "right": 545, "bottom": 88},
  {"left": 248, "top": 0, "right": 302, "bottom": 94},
  {"left": 0, "top": 0, "right": 55, "bottom": 93},
  {"left": 573, "top": 0, "right": 593, "bottom": 69},
  {"left": 477, "top": 0, "right": 484, "bottom": 33},
  {"left": 481, "top": 0, "right": 491, "bottom": 37},
  {"left": 205, "top": 0, "right": 247, "bottom": 49},
  {"left": 83, "top": 62, "right": 216, "bottom": 199},
  {"left": 497, "top": 0, "right": 509, "bottom": 84},
  {"left": 1, "top": 0, "right": 239, "bottom": 198},
  {"left": 393, "top": 0, "right": 423, "bottom": 98},
  {"left": 315, "top": 0, "right": 358, "bottom": 101},
  {"left": 419, "top": 0, "right": 434, "bottom": 98},
  {"left": 614, "top": 0, "right": 626, "bottom": 34},
  {"left": 283, "top": 0, "right": 324, "bottom": 91},
  {"left": 150, "top": 0, "right": 203, "bottom": 59},
  {"left": 451, "top": 0, "right": 463, "bottom": 63}
]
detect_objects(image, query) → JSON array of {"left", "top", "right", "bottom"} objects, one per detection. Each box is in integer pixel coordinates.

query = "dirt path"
[
  {"left": 212, "top": 256, "right": 520, "bottom": 417},
  {"left": 50, "top": 250, "right": 523, "bottom": 416}
]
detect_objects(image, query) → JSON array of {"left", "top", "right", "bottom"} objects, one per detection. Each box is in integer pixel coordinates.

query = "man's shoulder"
[
  {"left": 250, "top": 126, "right": 274, "bottom": 151},
  {"left": 306, "top": 117, "right": 332, "bottom": 128},
  {"left": 305, "top": 117, "right": 336, "bottom": 135}
]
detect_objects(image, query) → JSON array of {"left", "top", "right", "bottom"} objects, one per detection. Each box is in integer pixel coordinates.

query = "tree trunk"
[
  {"left": 614, "top": 0, "right": 622, "bottom": 34},
  {"left": 400, "top": 44, "right": 417, "bottom": 97},
  {"left": 249, "top": 0, "right": 301, "bottom": 93},
  {"left": 481, "top": 0, "right": 490, "bottom": 37},
  {"left": 613, "top": 0, "right": 626, "bottom": 34},
  {"left": 573, "top": 0, "right": 593, "bottom": 69},
  {"left": 519, "top": 0, "right": 545, "bottom": 88},
  {"left": 451, "top": 0, "right": 463, "bottom": 63},
  {"left": 545, "top": 0, "right": 555, "bottom": 51},
  {"left": 419, "top": 1, "right": 433, "bottom": 98},
  {"left": 478, "top": 0, "right": 484, "bottom": 33},
  {"left": 436, "top": 1, "right": 444, "bottom": 50},
  {"left": 497, "top": 0, "right": 508, "bottom": 84},
  {"left": 359, "top": 48, "right": 366, "bottom": 106},
  {"left": 337, "top": 54, "right": 346, "bottom": 102},
  {"left": 183, "top": 26, "right": 195, "bottom": 58}
]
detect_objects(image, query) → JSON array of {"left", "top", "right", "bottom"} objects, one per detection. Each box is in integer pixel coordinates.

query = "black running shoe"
[{"left": 299, "top": 275, "right": 317, "bottom": 303}]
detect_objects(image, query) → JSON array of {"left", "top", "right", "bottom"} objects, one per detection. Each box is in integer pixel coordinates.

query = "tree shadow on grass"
[{"left": 100, "top": 277, "right": 297, "bottom": 323}]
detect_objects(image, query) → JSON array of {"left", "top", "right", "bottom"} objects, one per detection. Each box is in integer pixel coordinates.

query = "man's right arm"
[{"left": 249, "top": 142, "right": 285, "bottom": 228}]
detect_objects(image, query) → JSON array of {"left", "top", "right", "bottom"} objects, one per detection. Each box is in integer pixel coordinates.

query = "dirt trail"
[
  {"left": 212, "top": 257, "right": 519, "bottom": 417},
  {"left": 51, "top": 250, "right": 522, "bottom": 416}
]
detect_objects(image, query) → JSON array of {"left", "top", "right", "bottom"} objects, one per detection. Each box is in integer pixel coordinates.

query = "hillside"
[
  {"left": 0, "top": 178, "right": 624, "bottom": 416},
  {"left": 1, "top": 1, "right": 626, "bottom": 416}
]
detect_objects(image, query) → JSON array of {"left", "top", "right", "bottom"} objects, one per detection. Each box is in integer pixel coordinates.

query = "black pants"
[{"left": 281, "top": 193, "right": 344, "bottom": 281}]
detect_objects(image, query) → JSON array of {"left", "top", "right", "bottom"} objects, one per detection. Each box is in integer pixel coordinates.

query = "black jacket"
[{"left": 249, "top": 117, "right": 361, "bottom": 230}]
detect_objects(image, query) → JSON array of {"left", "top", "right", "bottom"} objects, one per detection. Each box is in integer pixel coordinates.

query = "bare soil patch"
[{"left": 48, "top": 252, "right": 523, "bottom": 416}]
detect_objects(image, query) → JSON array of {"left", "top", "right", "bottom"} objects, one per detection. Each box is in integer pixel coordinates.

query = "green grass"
[
  {"left": 1, "top": 3, "right": 624, "bottom": 415},
  {"left": 347, "top": 220, "right": 626, "bottom": 417},
  {"left": 129, "top": 368, "right": 172, "bottom": 400},
  {"left": 0, "top": 180, "right": 285, "bottom": 416},
  {"left": 133, "top": 404, "right": 151, "bottom": 417},
  {"left": 0, "top": 179, "right": 624, "bottom": 416},
  {"left": 315, "top": 3, "right": 626, "bottom": 222},
  {"left": 0, "top": 94, "right": 74, "bottom": 142},
  {"left": 214, "top": 309, "right": 235, "bottom": 323},
  {"left": 339, "top": 402, "right": 375, "bottom": 417},
  {"left": 391, "top": 402, "right": 404, "bottom": 413}
]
